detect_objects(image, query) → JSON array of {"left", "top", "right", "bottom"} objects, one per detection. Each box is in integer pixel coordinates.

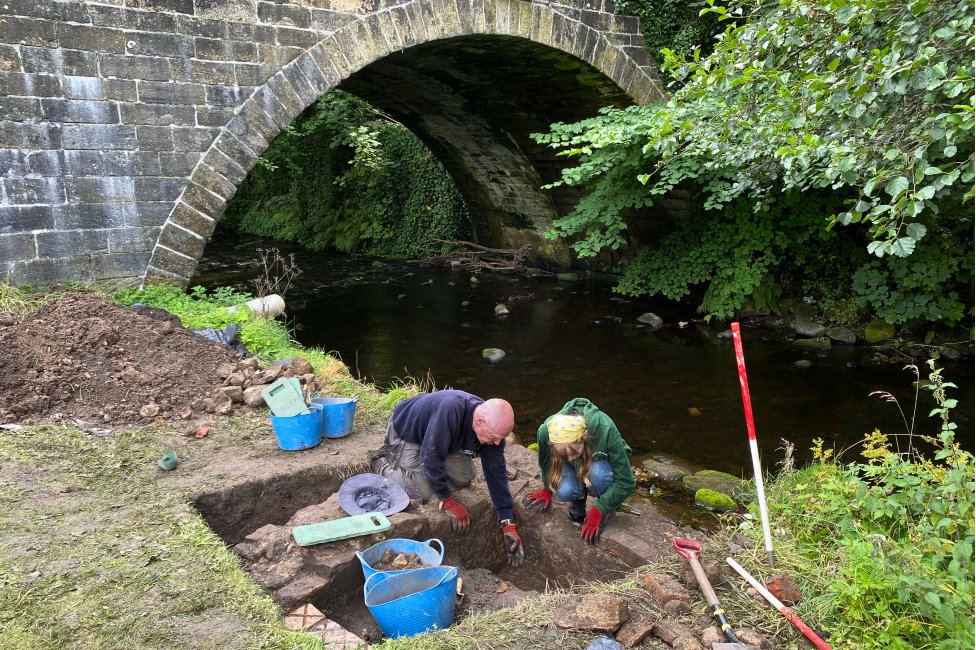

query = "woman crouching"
[{"left": 522, "top": 398, "right": 636, "bottom": 544}]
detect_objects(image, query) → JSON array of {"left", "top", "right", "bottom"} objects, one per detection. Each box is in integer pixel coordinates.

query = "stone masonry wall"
[{"left": 0, "top": 0, "right": 664, "bottom": 288}]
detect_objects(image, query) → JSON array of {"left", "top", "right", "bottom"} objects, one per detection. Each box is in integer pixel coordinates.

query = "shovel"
[{"left": 672, "top": 539, "right": 758, "bottom": 650}]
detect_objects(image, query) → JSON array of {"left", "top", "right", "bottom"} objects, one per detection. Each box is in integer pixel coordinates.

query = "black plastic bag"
[{"left": 191, "top": 323, "right": 247, "bottom": 354}]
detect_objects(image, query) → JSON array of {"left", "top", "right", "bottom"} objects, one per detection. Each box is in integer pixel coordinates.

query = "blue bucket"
[
  {"left": 270, "top": 403, "right": 323, "bottom": 450},
  {"left": 364, "top": 566, "right": 458, "bottom": 638},
  {"left": 310, "top": 396, "right": 358, "bottom": 438},
  {"left": 356, "top": 538, "right": 445, "bottom": 581}
]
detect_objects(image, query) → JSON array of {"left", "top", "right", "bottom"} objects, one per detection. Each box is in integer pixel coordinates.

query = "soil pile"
[{"left": 0, "top": 291, "right": 314, "bottom": 427}]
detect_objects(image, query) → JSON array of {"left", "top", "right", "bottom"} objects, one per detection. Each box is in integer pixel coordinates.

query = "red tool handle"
[
  {"left": 730, "top": 322, "right": 757, "bottom": 442},
  {"left": 782, "top": 606, "right": 832, "bottom": 650}
]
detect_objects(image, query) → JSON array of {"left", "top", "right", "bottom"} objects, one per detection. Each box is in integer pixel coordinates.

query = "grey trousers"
[{"left": 372, "top": 420, "right": 477, "bottom": 503}]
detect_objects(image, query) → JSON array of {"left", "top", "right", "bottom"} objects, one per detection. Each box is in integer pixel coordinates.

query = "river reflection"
[{"left": 194, "top": 232, "right": 974, "bottom": 475}]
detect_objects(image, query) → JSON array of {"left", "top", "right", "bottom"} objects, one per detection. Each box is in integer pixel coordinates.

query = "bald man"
[{"left": 370, "top": 390, "right": 523, "bottom": 566}]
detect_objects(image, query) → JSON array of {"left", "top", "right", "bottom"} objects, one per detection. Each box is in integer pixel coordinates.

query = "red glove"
[
  {"left": 580, "top": 506, "right": 604, "bottom": 544},
  {"left": 502, "top": 521, "right": 524, "bottom": 567},
  {"left": 522, "top": 488, "right": 552, "bottom": 513},
  {"left": 442, "top": 495, "right": 470, "bottom": 534}
]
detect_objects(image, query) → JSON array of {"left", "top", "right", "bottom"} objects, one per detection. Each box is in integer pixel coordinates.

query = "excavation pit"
[{"left": 193, "top": 443, "right": 698, "bottom": 643}]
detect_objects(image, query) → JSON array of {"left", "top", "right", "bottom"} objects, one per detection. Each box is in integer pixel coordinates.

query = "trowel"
[{"left": 672, "top": 539, "right": 759, "bottom": 650}]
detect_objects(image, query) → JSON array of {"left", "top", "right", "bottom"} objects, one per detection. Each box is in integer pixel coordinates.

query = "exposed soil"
[{"left": 0, "top": 291, "right": 320, "bottom": 428}]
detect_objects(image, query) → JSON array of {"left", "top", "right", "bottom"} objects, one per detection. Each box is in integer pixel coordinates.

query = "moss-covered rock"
[
  {"left": 527, "top": 443, "right": 539, "bottom": 453},
  {"left": 792, "top": 337, "right": 831, "bottom": 351},
  {"left": 695, "top": 488, "right": 737, "bottom": 511},
  {"left": 482, "top": 348, "right": 505, "bottom": 363},
  {"left": 641, "top": 453, "right": 701, "bottom": 481},
  {"left": 864, "top": 319, "right": 895, "bottom": 343},
  {"left": 557, "top": 273, "right": 579, "bottom": 282},
  {"left": 683, "top": 470, "right": 748, "bottom": 500}
]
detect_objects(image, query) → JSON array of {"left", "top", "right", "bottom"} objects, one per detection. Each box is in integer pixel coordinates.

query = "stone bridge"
[{"left": 0, "top": 0, "right": 667, "bottom": 288}]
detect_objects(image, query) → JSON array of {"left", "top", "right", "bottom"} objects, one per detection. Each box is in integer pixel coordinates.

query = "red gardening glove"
[
  {"left": 442, "top": 495, "right": 470, "bottom": 534},
  {"left": 580, "top": 506, "right": 604, "bottom": 544},
  {"left": 502, "top": 522, "right": 524, "bottom": 567},
  {"left": 522, "top": 488, "right": 552, "bottom": 513}
]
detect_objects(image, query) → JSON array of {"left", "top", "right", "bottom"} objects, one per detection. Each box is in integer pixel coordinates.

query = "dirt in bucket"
[{"left": 372, "top": 550, "right": 427, "bottom": 572}]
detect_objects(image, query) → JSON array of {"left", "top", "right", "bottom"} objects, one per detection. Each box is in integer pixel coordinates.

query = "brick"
[
  {"left": 63, "top": 124, "right": 137, "bottom": 151},
  {"left": 123, "top": 201, "right": 172, "bottom": 227},
  {"left": 406, "top": 2, "right": 429, "bottom": 43},
  {"left": 295, "top": 52, "right": 335, "bottom": 97},
  {"left": 159, "top": 151, "right": 200, "bottom": 176},
  {"left": 0, "top": 0, "right": 90, "bottom": 22},
  {"left": 203, "top": 148, "right": 247, "bottom": 185},
  {"left": 309, "top": 9, "right": 357, "bottom": 32},
  {"left": 265, "top": 72, "right": 305, "bottom": 119},
  {"left": 61, "top": 76, "right": 138, "bottom": 102},
  {"left": 0, "top": 206, "right": 54, "bottom": 233},
  {"left": 195, "top": 38, "right": 258, "bottom": 63},
  {"left": 391, "top": 7, "right": 416, "bottom": 48},
  {"left": 0, "top": 97, "right": 42, "bottom": 122},
  {"left": 644, "top": 573, "right": 690, "bottom": 607},
  {"left": 171, "top": 127, "right": 218, "bottom": 151},
  {"left": 314, "top": 38, "right": 350, "bottom": 79},
  {"left": 0, "top": 17, "right": 58, "bottom": 47},
  {"left": 275, "top": 27, "right": 320, "bottom": 48},
  {"left": 205, "top": 84, "right": 249, "bottom": 107},
  {"left": 0, "top": 73, "right": 62, "bottom": 97},
  {"left": 181, "top": 180, "right": 224, "bottom": 217},
  {"left": 92, "top": 251, "right": 152, "bottom": 284},
  {"left": 176, "top": 15, "right": 227, "bottom": 39},
  {"left": 258, "top": 2, "right": 311, "bottom": 28},
  {"left": 605, "top": 531, "right": 658, "bottom": 568},
  {"left": 251, "top": 86, "right": 291, "bottom": 129},
  {"left": 41, "top": 99, "right": 120, "bottom": 124},
  {"left": 27, "top": 151, "right": 64, "bottom": 176},
  {"left": 0, "top": 233, "right": 37, "bottom": 264},
  {"left": 281, "top": 64, "right": 318, "bottom": 106},
  {"left": 236, "top": 100, "right": 280, "bottom": 143},
  {"left": 108, "top": 226, "right": 161, "bottom": 253},
  {"left": 158, "top": 222, "right": 206, "bottom": 259},
  {"left": 99, "top": 55, "right": 172, "bottom": 81},
  {"left": 136, "top": 126, "right": 175, "bottom": 151},
  {"left": 37, "top": 229, "right": 110, "bottom": 257},
  {"left": 0, "top": 44, "right": 21, "bottom": 72},
  {"left": 148, "top": 245, "right": 198, "bottom": 278},
  {"left": 214, "top": 133, "right": 258, "bottom": 171},
  {"left": 0, "top": 149, "right": 28, "bottom": 176},
  {"left": 58, "top": 24, "right": 125, "bottom": 53},
  {"left": 127, "top": 0, "right": 194, "bottom": 14},
  {"left": 189, "top": 60, "right": 236, "bottom": 85},
  {"left": 191, "top": 164, "right": 237, "bottom": 201},
  {"left": 103, "top": 151, "right": 161, "bottom": 176},
  {"left": 23, "top": 123, "right": 62, "bottom": 149},
  {"left": 0, "top": 124, "right": 25, "bottom": 149},
  {"left": 53, "top": 203, "right": 126, "bottom": 230},
  {"left": 137, "top": 81, "right": 206, "bottom": 105},
  {"left": 125, "top": 32, "right": 194, "bottom": 58},
  {"left": 224, "top": 117, "right": 269, "bottom": 158},
  {"left": 226, "top": 20, "right": 275, "bottom": 44},
  {"left": 133, "top": 177, "right": 185, "bottom": 202},
  {"left": 195, "top": 106, "right": 236, "bottom": 128},
  {"left": 66, "top": 176, "right": 135, "bottom": 203},
  {"left": 9, "top": 257, "right": 93, "bottom": 286},
  {"left": 120, "top": 103, "right": 196, "bottom": 126},
  {"left": 234, "top": 63, "right": 273, "bottom": 87},
  {"left": 168, "top": 200, "right": 214, "bottom": 235},
  {"left": 64, "top": 150, "right": 104, "bottom": 176},
  {"left": 2, "top": 177, "right": 65, "bottom": 205}
]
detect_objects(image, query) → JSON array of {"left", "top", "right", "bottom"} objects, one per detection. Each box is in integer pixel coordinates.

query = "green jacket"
[{"left": 536, "top": 398, "right": 636, "bottom": 516}]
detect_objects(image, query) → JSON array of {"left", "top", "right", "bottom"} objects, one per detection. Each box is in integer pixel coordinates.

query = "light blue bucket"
[
  {"left": 356, "top": 538, "right": 445, "bottom": 581},
  {"left": 269, "top": 403, "right": 323, "bottom": 450},
  {"left": 364, "top": 566, "right": 458, "bottom": 638},
  {"left": 310, "top": 396, "right": 358, "bottom": 438}
]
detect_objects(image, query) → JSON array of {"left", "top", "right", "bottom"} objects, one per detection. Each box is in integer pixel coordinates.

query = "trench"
[{"left": 193, "top": 457, "right": 623, "bottom": 642}]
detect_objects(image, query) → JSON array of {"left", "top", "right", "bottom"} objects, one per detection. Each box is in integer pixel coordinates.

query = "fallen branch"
[{"left": 414, "top": 240, "right": 534, "bottom": 273}]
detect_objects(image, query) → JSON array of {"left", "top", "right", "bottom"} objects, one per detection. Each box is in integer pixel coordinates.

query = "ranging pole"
[{"left": 730, "top": 322, "right": 774, "bottom": 567}]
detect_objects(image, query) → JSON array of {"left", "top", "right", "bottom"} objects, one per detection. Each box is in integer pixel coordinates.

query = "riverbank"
[{"left": 1, "top": 284, "right": 972, "bottom": 649}]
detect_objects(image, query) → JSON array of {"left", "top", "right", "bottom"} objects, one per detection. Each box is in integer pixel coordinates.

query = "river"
[{"left": 194, "top": 232, "right": 974, "bottom": 477}]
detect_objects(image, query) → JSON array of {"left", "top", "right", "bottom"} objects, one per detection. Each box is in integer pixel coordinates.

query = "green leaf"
[
  {"left": 890, "top": 237, "right": 916, "bottom": 257},
  {"left": 905, "top": 222, "right": 927, "bottom": 240},
  {"left": 884, "top": 176, "right": 910, "bottom": 199}
]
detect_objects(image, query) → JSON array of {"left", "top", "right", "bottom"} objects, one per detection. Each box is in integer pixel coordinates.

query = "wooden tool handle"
[{"left": 689, "top": 557, "right": 720, "bottom": 607}]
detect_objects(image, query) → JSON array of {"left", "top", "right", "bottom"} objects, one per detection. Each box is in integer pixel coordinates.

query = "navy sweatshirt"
[{"left": 389, "top": 390, "right": 514, "bottom": 520}]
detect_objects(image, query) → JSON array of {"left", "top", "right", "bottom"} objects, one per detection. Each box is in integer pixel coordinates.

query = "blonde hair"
[{"left": 547, "top": 434, "right": 593, "bottom": 492}]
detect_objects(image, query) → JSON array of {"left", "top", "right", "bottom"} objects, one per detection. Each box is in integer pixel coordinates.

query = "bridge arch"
[{"left": 0, "top": 0, "right": 665, "bottom": 288}]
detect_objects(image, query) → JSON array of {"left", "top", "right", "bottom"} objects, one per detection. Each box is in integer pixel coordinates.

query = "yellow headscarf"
[{"left": 547, "top": 414, "right": 586, "bottom": 444}]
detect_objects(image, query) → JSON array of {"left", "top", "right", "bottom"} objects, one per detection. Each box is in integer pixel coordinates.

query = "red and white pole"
[
  {"left": 726, "top": 557, "right": 834, "bottom": 650},
  {"left": 731, "top": 322, "right": 774, "bottom": 567}
]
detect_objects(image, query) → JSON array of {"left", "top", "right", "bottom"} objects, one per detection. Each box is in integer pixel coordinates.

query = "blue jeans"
[{"left": 552, "top": 459, "right": 613, "bottom": 502}]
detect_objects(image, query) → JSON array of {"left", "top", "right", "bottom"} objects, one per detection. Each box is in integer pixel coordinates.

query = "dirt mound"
[{"left": 0, "top": 291, "right": 261, "bottom": 426}]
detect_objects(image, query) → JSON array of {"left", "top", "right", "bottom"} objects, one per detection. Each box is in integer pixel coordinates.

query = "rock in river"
[
  {"left": 636, "top": 313, "right": 663, "bottom": 327},
  {"left": 641, "top": 452, "right": 701, "bottom": 481},
  {"left": 793, "top": 337, "right": 831, "bottom": 351},
  {"left": 864, "top": 319, "right": 895, "bottom": 343},
  {"left": 683, "top": 470, "right": 748, "bottom": 500},
  {"left": 494, "top": 304, "right": 510, "bottom": 316},
  {"left": 794, "top": 359, "right": 812, "bottom": 368},
  {"left": 695, "top": 488, "right": 737, "bottom": 511},
  {"left": 482, "top": 348, "right": 506, "bottom": 363},
  {"left": 826, "top": 325, "right": 856, "bottom": 344},
  {"left": 792, "top": 318, "right": 826, "bottom": 337}
]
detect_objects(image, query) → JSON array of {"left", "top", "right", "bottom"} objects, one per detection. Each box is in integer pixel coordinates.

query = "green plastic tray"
[
  {"left": 261, "top": 377, "right": 307, "bottom": 418},
  {"left": 292, "top": 512, "right": 391, "bottom": 546}
]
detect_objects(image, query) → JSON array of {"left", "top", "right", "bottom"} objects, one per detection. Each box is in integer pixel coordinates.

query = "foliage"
[
  {"left": 112, "top": 284, "right": 251, "bottom": 330},
  {"left": 750, "top": 362, "right": 975, "bottom": 648},
  {"left": 533, "top": 0, "right": 974, "bottom": 324},
  {"left": 223, "top": 90, "right": 471, "bottom": 257}
]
